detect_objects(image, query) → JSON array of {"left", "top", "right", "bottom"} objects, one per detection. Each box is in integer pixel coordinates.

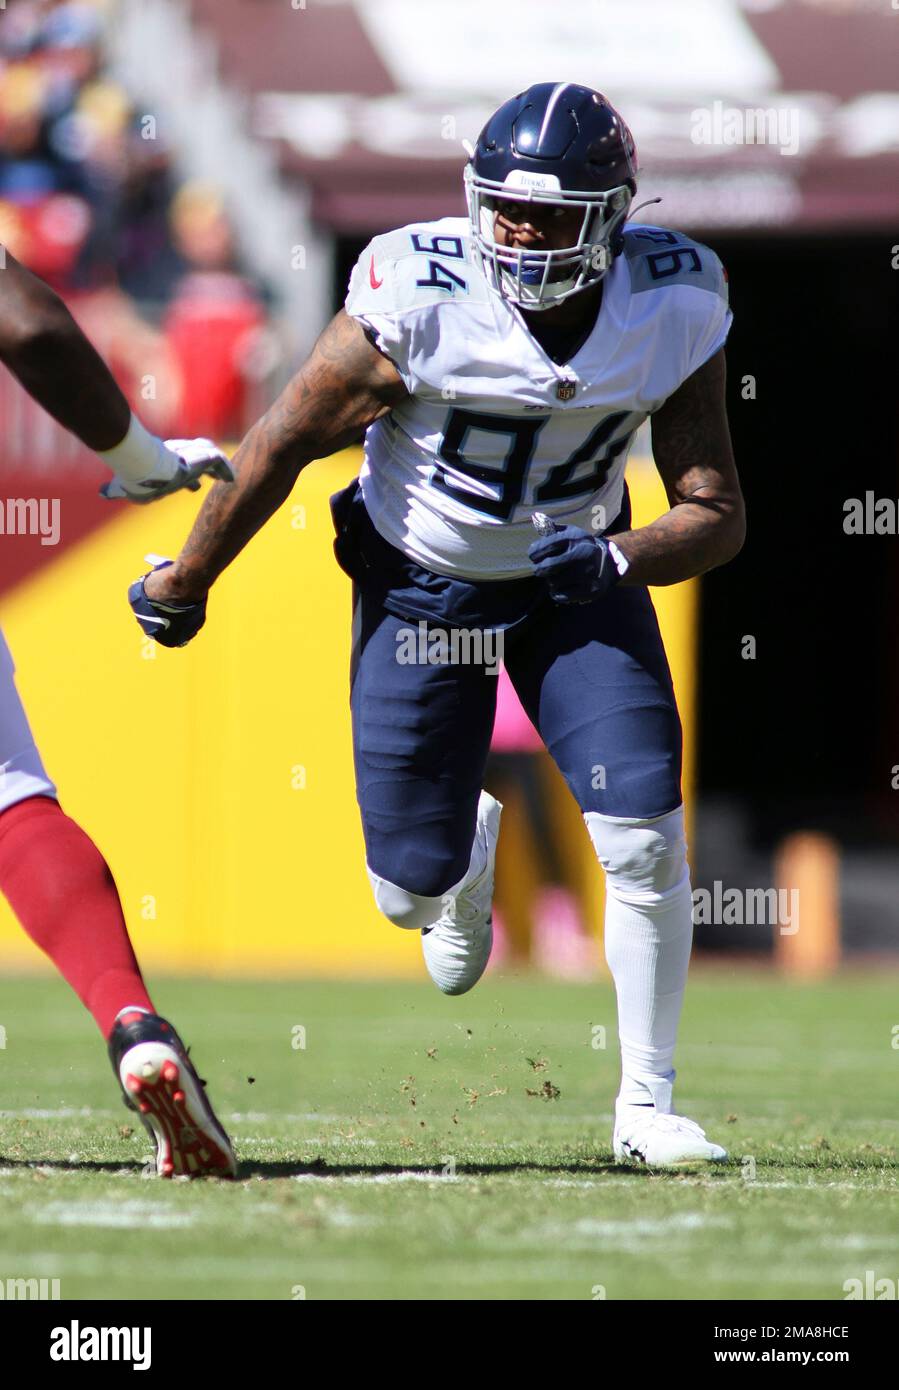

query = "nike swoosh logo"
[
  {"left": 369, "top": 254, "right": 383, "bottom": 290},
  {"left": 140, "top": 613, "right": 171, "bottom": 629}
]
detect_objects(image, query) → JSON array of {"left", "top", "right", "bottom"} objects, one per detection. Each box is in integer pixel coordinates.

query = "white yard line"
[
  {"left": 226, "top": 1113, "right": 346, "bottom": 1124},
  {"left": 292, "top": 1170, "right": 457, "bottom": 1186},
  {"left": 508, "top": 1211, "right": 734, "bottom": 1255},
  {"left": 29, "top": 1200, "right": 198, "bottom": 1230},
  {"left": 8, "top": 1251, "right": 323, "bottom": 1282},
  {"left": 0, "top": 1107, "right": 110, "bottom": 1119}
]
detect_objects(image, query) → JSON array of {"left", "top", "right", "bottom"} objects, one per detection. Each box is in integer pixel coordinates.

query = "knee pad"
[
  {"left": 366, "top": 865, "right": 448, "bottom": 932},
  {"left": 584, "top": 805, "right": 688, "bottom": 904}
]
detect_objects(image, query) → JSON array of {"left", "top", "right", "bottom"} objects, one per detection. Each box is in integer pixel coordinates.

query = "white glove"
[{"left": 100, "top": 436, "right": 233, "bottom": 508}]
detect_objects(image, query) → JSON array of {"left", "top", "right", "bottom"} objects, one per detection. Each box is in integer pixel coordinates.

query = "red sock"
[{"left": 0, "top": 796, "right": 155, "bottom": 1039}]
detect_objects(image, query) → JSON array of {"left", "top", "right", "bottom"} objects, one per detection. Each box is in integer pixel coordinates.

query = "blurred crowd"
[{"left": 0, "top": 0, "right": 275, "bottom": 440}]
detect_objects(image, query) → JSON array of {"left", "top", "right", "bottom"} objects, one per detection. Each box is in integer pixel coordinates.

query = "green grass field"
[{"left": 0, "top": 969, "right": 897, "bottom": 1300}]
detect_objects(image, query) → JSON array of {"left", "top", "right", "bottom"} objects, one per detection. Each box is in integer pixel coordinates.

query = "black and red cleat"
[{"left": 108, "top": 1008, "right": 237, "bottom": 1178}]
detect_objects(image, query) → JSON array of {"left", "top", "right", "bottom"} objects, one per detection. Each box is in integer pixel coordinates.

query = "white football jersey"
[{"left": 345, "top": 217, "right": 731, "bottom": 580}]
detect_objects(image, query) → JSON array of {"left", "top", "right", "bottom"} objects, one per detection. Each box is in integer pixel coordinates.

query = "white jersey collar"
[{"left": 495, "top": 251, "right": 630, "bottom": 387}]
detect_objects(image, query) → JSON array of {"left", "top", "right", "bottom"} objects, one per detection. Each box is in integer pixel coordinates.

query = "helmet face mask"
[
  {"left": 465, "top": 167, "right": 633, "bottom": 311},
  {"left": 464, "top": 83, "right": 638, "bottom": 312}
]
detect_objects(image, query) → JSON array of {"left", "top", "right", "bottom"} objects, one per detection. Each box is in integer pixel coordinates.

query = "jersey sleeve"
[
  {"left": 344, "top": 220, "right": 479, "bottom": 394},
  {"left": 683, "top": 245, "right": 732, "bottom": 378},
  {"left": 344, "top": 231, "right": 416, "bottom": 389},
  {"left": 622, "top": 228, "right": 733, "bottom": 393}
]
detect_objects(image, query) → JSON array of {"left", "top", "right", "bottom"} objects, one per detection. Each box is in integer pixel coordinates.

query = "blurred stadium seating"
[{"left": 0, "top": 0, "right": 279, "bottom": 446}]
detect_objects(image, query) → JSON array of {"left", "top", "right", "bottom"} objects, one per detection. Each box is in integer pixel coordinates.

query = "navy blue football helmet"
[{"left": 464, "top": 82, "right": 638, "bottom": 311}]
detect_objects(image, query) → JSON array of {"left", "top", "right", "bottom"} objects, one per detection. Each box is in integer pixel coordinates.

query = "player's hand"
[
  {"left": 129, "top": 556, "right": 208, "bottom": 648},
  {"left": 101, "top": 439, "right": 233, "bottom": 504},
  {"left": 528, "top": 523, "right": 622, "bottom": 604}
]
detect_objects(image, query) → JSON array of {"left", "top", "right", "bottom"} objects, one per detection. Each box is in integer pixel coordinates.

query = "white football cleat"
[
  {"left": 421, "top": 791, "right": 502, "bottom": 996},
  {"left": 613, "top": 1106, "right": 728, "bottom": 1170}
]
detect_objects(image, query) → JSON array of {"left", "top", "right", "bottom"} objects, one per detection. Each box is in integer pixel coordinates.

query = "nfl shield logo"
[{"left": 556, "top": 380, "right": 576, "bottom": 402}]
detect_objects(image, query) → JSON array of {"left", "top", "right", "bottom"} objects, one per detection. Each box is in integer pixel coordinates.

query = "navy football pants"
[{"left": 350, "top": 582, "right": 683, "bottom": 899}]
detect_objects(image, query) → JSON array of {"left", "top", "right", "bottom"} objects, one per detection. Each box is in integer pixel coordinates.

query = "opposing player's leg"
[
  {"left": 351, "top": 588, "right": 501, "bottom": 995},
  {"left": 0, "top": 632, "right": 235, "bottom": 1176},
  {"left": 506, "top": 586, "right": 726, "bottom": 1168}
]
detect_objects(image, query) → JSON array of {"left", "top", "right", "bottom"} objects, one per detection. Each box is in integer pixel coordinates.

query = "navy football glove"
[
  {"left": 129, "top": 557, "right": 207, "bottom": 648},
  {"left": 528, "top": 515, "right": 624, "bottom": 605}
]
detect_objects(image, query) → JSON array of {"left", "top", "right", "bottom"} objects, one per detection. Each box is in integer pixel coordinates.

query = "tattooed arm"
[
  {"left": 145, "top": 310, "right": 408, "bottom": 603},
  {"left": 610, "top": 348, "right": 745, "bottom": 586}
]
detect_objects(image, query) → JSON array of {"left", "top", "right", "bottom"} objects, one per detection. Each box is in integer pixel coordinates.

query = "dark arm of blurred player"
[
  {"left": 610, "top": 347, "right": 745, "bottom": 585},
  {"left": 0, "top": 249, "right": 131, "bottom": 447},
  {"left": 141, "top": 309, "right": 408, "bottom": 606},
  {"left": 0, "top": 248, "right": 231, "bottom": 500}
]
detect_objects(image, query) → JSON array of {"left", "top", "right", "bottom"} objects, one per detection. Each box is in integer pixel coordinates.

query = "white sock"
[
  {"left": 97, "top": 413, "right": 178, "bottom": 484},
  {"left": 585, "top": 806, "right": 693, "bottom": 1114}
]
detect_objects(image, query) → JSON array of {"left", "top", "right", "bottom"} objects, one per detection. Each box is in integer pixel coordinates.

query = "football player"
[
  {"left": 0, "top": 249, "right": 237, "bottom": 1176},
  {"left": 131, "top": 84, "right": 745, "bottom": 1169}
]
